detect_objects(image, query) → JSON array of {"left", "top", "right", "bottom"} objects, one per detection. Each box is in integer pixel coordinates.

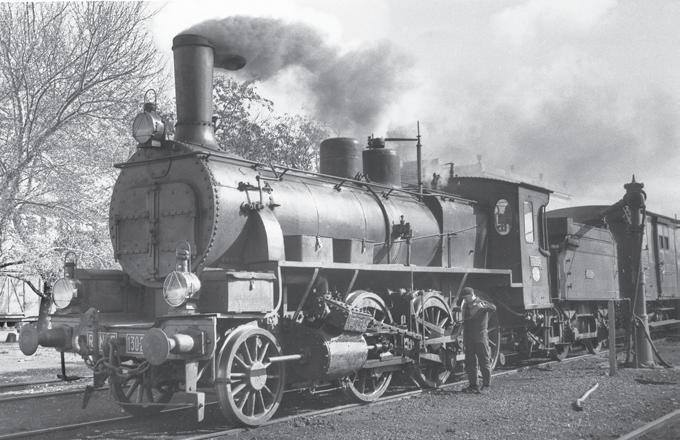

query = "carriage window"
[
  {"left": 494, "top": 199, "right": 511, "bottom": 236},
  {"left": 524, "top": 201, "right": 534, "bottom": 243},
  {"left": 659, "top": 235, "right": 669, "bottom": 250},
  {"left": 658, "top": 225, "right": 670, "bottom": 250}
]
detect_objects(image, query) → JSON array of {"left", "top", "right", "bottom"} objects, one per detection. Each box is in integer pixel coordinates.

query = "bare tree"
[{"left": 0, "top": 2, "right": 164, "bottom": 284}]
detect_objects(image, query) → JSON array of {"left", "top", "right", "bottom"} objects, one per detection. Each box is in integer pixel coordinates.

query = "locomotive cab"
[{"left": 445, "top": 177, "right": 552, "bottom": 311}]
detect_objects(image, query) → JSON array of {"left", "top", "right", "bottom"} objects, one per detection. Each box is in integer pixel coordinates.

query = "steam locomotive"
[{"left": 18, "top": 34, "right": 680, "bottom": 427}]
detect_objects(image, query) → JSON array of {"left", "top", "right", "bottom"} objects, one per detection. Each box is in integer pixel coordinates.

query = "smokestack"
[{"left": 173, "top": 34, "right": 218, "bottom": 149}]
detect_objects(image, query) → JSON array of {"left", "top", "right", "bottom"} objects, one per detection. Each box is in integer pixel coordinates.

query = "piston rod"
[{"left": 267, "top": 354, "right": 304, "bottom": 363}]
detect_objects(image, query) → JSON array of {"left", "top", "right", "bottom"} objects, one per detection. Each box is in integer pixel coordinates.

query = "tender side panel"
[{"left": 551, "top": 219, "right": 619, "bottom": 301}]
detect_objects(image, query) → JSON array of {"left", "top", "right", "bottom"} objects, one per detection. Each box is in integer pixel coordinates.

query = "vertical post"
[
  {"left": 674, "top": 214, "right": 679, "bottom": 291},
  {"left": 608, "top": 300, "right": 617, "bottom": 376},
  {"left": 604, "top": 176, "right": 654, "bottom": 367},
  {"left": 406, "top": 237, "right": 412, "bottom": 266},
  {"left": 623, "top": 177, "right": 654, "bottom": 367},
  {"left": 416, "top": 121, "right": 422, "bottom": 197},
  {"left": 447, "top": 234, "right": 452, "bottom": 268}
]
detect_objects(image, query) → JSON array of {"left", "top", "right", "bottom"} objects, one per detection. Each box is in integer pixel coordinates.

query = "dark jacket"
[{"left": 462, "top": 298, "right": 497, "bottom": 344}]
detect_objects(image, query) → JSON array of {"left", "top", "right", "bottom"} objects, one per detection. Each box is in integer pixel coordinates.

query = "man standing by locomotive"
[{"left": 460, "top": 287, "right": 496, "bottom": 393}]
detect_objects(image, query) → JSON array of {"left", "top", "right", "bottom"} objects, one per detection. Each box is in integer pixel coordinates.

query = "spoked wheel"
[
  {"left": 344, "top": 290, "right": 393, "bottom": 402},
  {"left": 110, "top": 362, "right": 175, "bottom": 417},
  {"left": 552, "top": 343, "right": 571, "bottom": 361},
  {"left": 215, "top": 327, "right": 285, "bottom": 427},
  {"left": 410, "top": 293, "right": 454, "bottom": 388}
]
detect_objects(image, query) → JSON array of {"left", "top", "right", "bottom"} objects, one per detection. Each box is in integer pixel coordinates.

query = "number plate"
[
  {"left": 125, "top": 334, "right": 145, "bottom": 354},
  {"left": 87, "top": 332, "right": 118, "bottom": 350}
]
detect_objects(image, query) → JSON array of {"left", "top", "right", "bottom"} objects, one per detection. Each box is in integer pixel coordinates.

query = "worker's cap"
[{"left": 461, "top": 287, "right": 475, "bottom": 298}]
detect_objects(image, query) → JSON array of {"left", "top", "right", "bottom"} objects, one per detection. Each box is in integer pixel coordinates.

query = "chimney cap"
[{"left": 173, "top": 34, "right": 214, "bottom": 50}]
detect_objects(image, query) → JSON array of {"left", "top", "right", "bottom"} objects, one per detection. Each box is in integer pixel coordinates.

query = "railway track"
[
  {"left": 0, "top": 378, "right": 82, "bottom": 391},
  {"left": 0, "top": 375, "right": 104, "bottom": 405},
  {"left": 0, "top": 386, "right": 108, "bottom": 404},
  {"left": 616, "top": 408, "right": 680, "bottom": 440},
  {"left": 0, "top": 352, "right": 596, "bottom": 440},
  {"left": 4, "top": 330, "right": 676, "bottom": 440}
]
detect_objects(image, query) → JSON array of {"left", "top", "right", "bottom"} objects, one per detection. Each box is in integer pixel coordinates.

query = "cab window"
[
  {"left": 524, "top": 201, "right": 534, "bottom": 243},
  {"left": 494, "top": 199, "right": 511, "bottom": 236}
]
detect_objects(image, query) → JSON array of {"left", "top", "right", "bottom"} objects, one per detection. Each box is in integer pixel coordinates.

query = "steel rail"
[
  {"left": 0, "top": 415, "right": 132, "bottom": 440},
  {"left": 616, "top": 407, "right": 680, "bottom": 440},
  {"left": 0, "top": 386, "right": 108, "bottom": 404},
  {"left": 0, "top": 377, "right": 89, "bottom": 391},
  {"left": 0, "top": 401, "right": 210, "bottom": 440}
]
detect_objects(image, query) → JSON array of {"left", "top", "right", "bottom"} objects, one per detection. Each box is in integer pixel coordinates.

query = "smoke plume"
[{"left": 182, "top": 16, "right": 412, "bottom": 134}]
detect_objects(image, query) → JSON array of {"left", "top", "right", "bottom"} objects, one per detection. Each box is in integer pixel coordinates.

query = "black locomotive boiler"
[{"left": 17, "top": 34, "right": 680, "bottom": 427}]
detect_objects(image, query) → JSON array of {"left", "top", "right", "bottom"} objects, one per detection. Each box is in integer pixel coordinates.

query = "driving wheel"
[
  {"left": 215, "top": 327, "right": 285, "bottom": 427},
  {"left": 410, "top": 293, "right": 454, "bottom": 388},
  {"left": 344, "top": 290, "right": 393, "bottom": 402}
]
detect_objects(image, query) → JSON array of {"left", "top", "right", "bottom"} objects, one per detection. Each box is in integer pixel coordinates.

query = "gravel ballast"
[{"left": 220, "top": 337, "right": 680, "bottom": 440}]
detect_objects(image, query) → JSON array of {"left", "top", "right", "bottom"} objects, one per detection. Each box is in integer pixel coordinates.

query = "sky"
[{"left": 151, "top": 0, "right": 680, "bottom": 213}]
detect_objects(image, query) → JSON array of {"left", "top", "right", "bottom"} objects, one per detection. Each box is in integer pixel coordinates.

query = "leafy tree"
[
  {"left": 0, "top": 2, "right": 163, "bottom": 289},
  {"left": 0, "top": 3, "right": 330, "bottom": 296},
  {"left": 212, "top": 76, "right": 330, "bottom": 170}
]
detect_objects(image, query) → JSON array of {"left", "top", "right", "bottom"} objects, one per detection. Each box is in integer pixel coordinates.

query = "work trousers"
[{"left": 464, "top": 340, "right": 491, "bottom": 388}]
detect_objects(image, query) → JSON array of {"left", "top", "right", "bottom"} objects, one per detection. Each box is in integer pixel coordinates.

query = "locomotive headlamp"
[
  {"left": 163, "top": 271, "right": 201, "bottom": 308},
  {"left": 132, "top": 90, "right": 165, "bottom": 146},
  {"left": 162, "top": 242, "right": 201, "bottom": 308},
  {"left": 53, "top": 251, "right": 79, "bottom": 309},
  {"left": 52, "top": 278, "right": 78, "bottom": 309}
]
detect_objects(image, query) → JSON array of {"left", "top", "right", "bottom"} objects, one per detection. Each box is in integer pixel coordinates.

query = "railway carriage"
[
  {"left": 0, "top": 275, "right": 43, "bottom": 327},
  {"left": 548, "top": 206, "right": 680, "bottom": 336}
]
